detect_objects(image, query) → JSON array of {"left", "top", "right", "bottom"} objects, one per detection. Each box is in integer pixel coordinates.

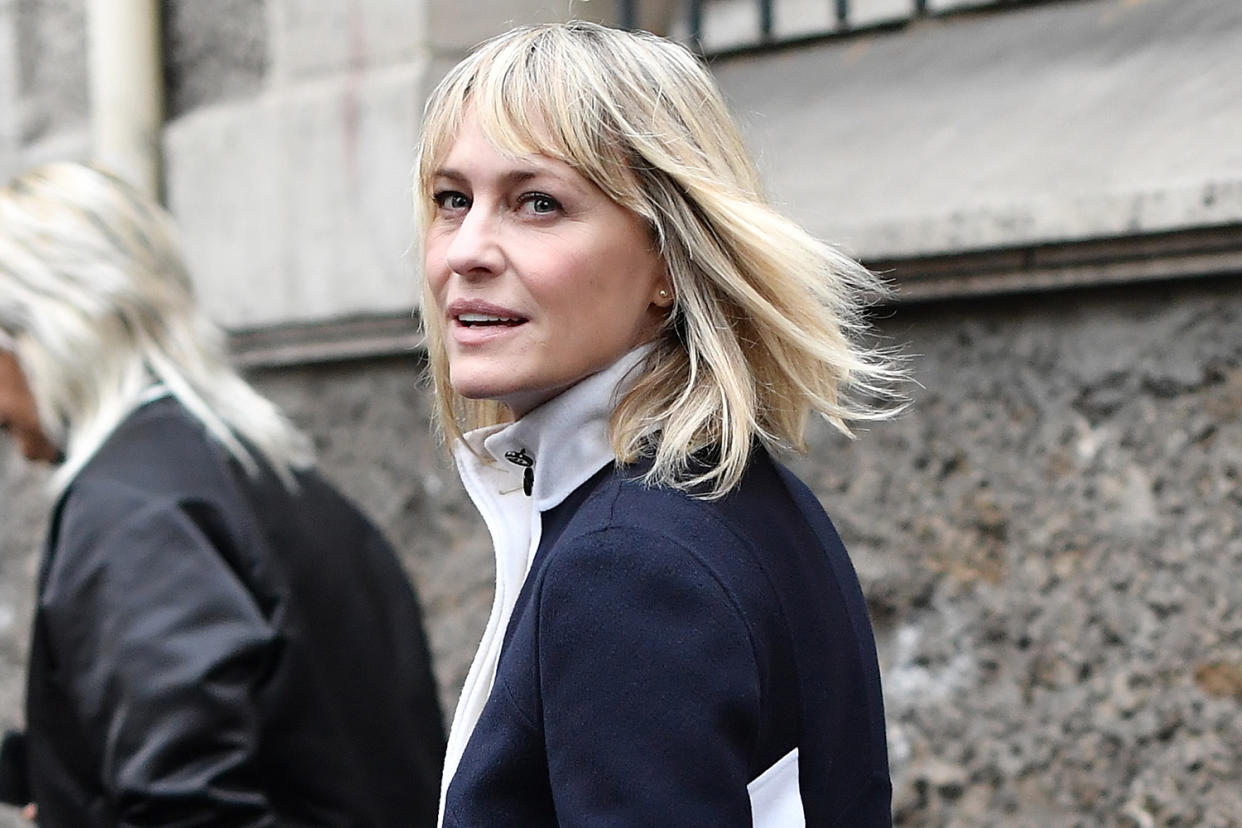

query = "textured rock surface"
[
  {"left": 3, "top": 277, "right": 1240, "bottom": 825},
  {"left": 788, "top": 277, "right": 1242, "bottom": 826}
]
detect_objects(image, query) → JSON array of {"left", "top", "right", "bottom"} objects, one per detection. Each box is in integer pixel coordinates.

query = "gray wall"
[{"left": 800, "top": 278, "right": 1242, "bottom": 824}]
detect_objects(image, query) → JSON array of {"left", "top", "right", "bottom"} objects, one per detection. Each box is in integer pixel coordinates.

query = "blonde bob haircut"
[
  {"left": 0, "top": 162, "right": 312, "bottom": 492},
  {"left": 416, "top": 21, "right": 904, "bottom": 498}
]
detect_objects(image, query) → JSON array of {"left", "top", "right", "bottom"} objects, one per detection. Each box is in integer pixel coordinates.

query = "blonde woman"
[
  {"left": 0, "top": 163, "right": 445, "bottom": 826},
  {"left": 419, "top": 22, "right": 900, "bottom": 827}
]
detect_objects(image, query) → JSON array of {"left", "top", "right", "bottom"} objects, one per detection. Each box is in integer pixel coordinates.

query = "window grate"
[{"left": 620, "top": 0, "right": 1076, "bottom": 55}]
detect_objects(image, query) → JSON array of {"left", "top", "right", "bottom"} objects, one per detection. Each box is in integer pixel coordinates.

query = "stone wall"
[
  {"left": 798, "top": 276, "right": 1242, "bottom": 825},
  {"left": 161, "top": 0, "right": 634, "bottom": 330}
]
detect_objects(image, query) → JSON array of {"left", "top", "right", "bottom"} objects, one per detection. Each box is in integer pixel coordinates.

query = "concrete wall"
[
  {"left": 801, "top": 277, "right": 1242, "bottom": 825},
  {"left": 161, "top": 0, "right": 431, "bottom": 329},
  {"left": 164, "top": 0, "right": 637, "bottom": 329},
  {"left": 0, "top": 0, "right": 90, "bottom": 179},
  {"left": 2, "top": 0, "right": 637, "bottom": 330},
  {"left": 713, "top": 0, "right": 1242, "bottom": 261}
]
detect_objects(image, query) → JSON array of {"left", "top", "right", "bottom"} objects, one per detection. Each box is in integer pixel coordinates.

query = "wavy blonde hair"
[
  {"left": 415, "top": 22, "right": 904, "bottom": 498},
  {"left": 0, "top": 162, "right": 313, "bottom": 492}
]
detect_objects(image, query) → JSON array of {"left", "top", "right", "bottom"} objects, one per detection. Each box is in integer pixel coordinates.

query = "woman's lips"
[
  {"left": 447, "top": 303, "right": 527, "bottom": 346},
  {"left": 446, "top": 300, "right": 528, "bottom": 341}
]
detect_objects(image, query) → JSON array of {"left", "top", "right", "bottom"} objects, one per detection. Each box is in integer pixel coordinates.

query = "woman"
[
  {"left": 418, "top": 22, "right": 901, "bottom": 827},
  {"left": 0, "top": 162, "right": 446, "bottom": 826}
]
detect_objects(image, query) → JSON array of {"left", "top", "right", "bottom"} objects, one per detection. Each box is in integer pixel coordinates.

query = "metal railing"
[{"left": 619, "top": 0, "right": 1055, "bottom": 54}]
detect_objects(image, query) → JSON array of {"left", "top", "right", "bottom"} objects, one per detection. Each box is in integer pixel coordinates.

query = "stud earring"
[{"left": 658, "top": 289, "right": 670, "bottom": 300}]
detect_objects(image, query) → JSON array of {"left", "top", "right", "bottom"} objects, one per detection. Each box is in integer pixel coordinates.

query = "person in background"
[
  {"left": 0, "top": 162, "right": 446, "bottom": 827},
  {"left": 417, "top": 21, "right": 901, "bottom": 827}
]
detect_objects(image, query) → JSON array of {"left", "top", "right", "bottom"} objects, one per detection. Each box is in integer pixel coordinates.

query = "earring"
[{"left": 658, "top": 289, "right": 670, "bottom": 300}]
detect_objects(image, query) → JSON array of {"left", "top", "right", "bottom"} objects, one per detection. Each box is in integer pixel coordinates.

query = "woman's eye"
[
  {"left": 433, "top": 191, "right": 469, "bottom": 210},
  {"left": 519, "top": 193, "right": 561, "bottom": 215}
]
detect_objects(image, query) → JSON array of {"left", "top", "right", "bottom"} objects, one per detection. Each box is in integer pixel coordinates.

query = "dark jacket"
[
  {"left": 443, "top": 448, "right": 892, "bottom": 826},
  {"left": 1, "top": 398, "right": 445, "bottom": 827}
]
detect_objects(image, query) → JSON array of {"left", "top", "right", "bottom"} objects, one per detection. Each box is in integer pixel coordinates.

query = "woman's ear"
[{"left": 652, "top": 280, "right": 674, "bottom": 309}]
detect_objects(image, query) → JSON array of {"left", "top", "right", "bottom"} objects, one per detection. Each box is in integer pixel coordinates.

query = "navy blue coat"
[{"left": 443, "top": 448, "right": 892, "bottom": 826}]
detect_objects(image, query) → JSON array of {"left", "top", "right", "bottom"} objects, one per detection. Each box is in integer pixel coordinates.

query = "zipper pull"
[{"left": 504, "top": 448, "right": 535, "bottom": 497}]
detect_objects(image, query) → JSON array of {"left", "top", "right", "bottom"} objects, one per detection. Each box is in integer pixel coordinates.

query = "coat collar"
[{"left": 454, "top": 345, "right": 651, "bottom": 514}]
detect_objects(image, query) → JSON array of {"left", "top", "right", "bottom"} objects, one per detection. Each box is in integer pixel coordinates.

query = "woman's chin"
[{"left": 451, "top": 382, "right": 556, "bottom": 420}]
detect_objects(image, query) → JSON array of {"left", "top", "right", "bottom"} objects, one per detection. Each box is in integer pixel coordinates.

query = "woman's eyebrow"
[
  {"left": 433, "top": 167, "right": 567, "bottom": 188},
  {"left": 431, "top": 168, "right": 469, "bottom": 184}
]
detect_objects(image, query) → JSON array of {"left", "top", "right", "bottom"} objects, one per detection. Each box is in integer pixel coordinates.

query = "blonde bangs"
[{"left": 416, "top": 27, "right": 642, "bottom": 218}]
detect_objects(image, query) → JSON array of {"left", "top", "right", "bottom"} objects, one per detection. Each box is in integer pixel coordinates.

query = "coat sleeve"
[
  {"left": 530, "top": 525, "right": 762, "bottom": 826},
  {"left": 0, "top": 730, "right": 29, "bottom": 806},
  {"left": 40, "top": 491, "right": 278, "bottom": 827}
]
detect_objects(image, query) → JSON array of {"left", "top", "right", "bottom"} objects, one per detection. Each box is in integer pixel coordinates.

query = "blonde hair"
[
  {"left": 415, "top": 22, "right": 904, "bottom": 497},
  {"left": 0, "top": 162, "right": 313, "bottom": 492}
]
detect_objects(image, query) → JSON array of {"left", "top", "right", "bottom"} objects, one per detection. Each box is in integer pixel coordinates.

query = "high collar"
[{"left": 454, "top": 345, "right": 650, "bottom": 514}]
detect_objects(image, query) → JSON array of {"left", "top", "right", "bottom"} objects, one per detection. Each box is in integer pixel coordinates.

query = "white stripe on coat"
[{"left": 748, "top": 747, "right": 804, "bottom": 827}]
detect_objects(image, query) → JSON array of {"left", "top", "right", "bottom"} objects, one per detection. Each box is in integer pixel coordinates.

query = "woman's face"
[
  {"left": 423, "top": 111, "right": 671, "bottom": 418},
  {"left": 0, "top": 350, "right": 59, "bottom": 463}
]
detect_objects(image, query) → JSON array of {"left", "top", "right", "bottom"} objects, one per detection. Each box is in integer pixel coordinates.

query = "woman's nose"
[{"left": 445, "top": 206, "right": 504, "bottom": 277}]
